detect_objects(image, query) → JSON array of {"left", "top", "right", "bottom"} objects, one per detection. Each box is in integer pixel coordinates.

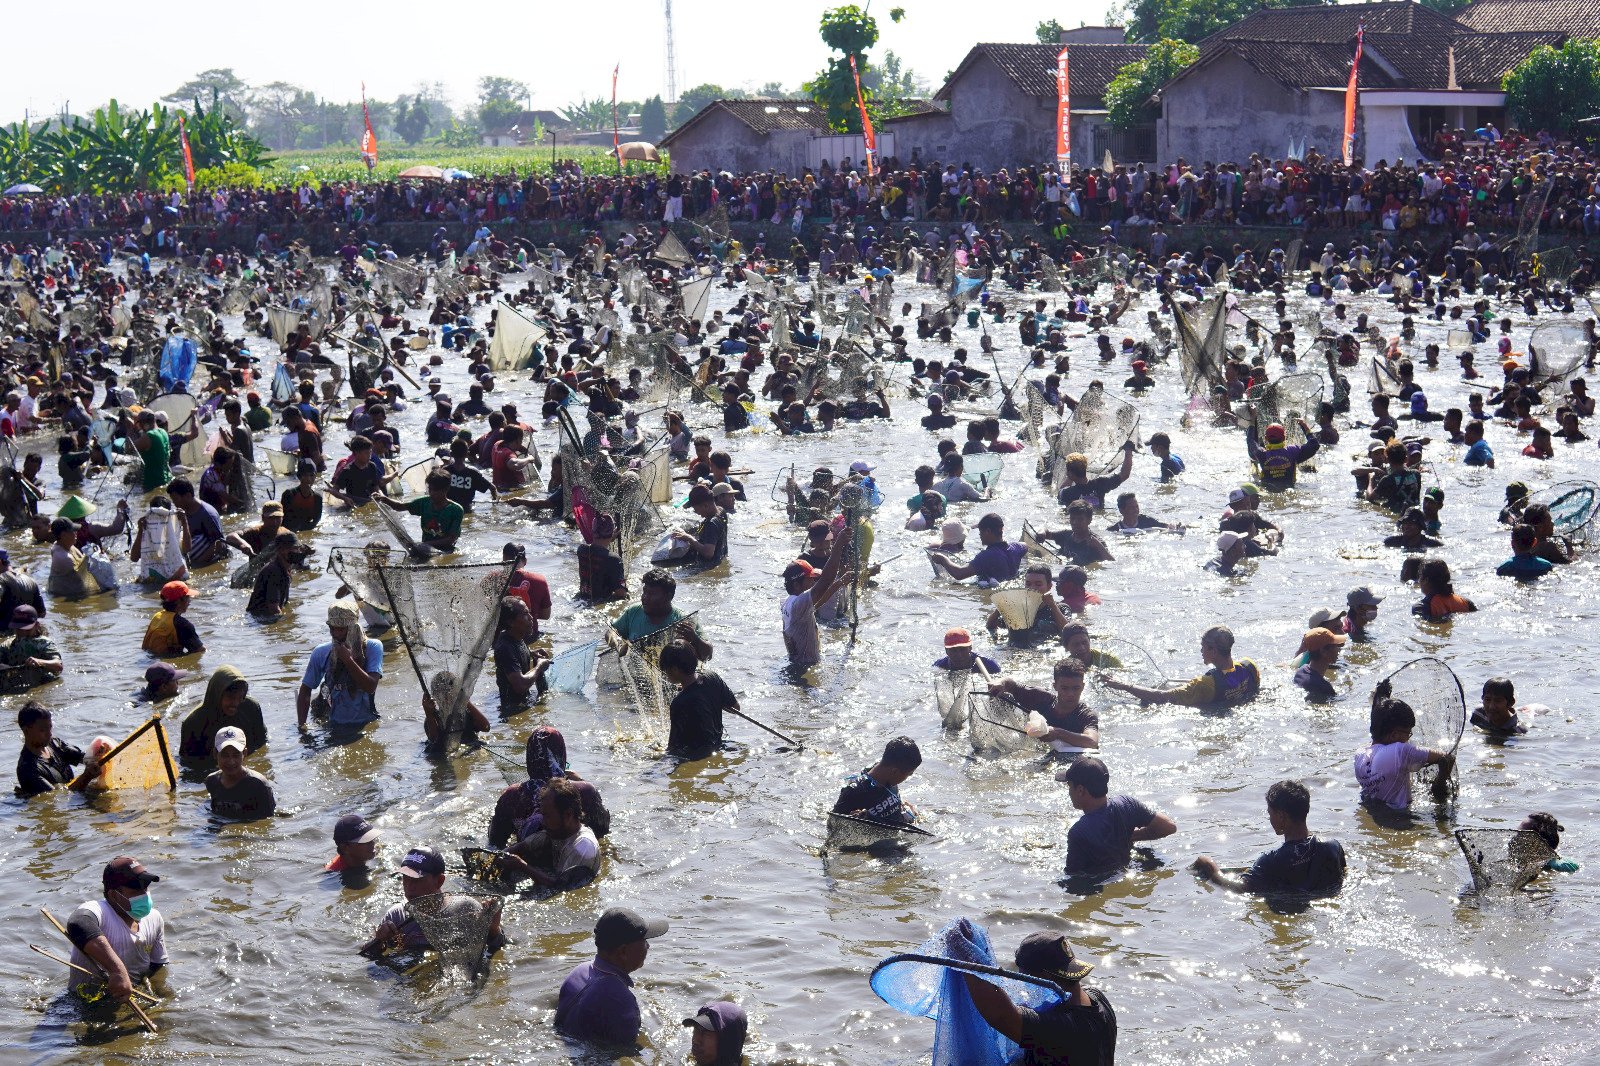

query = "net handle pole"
[
  {"left": 39, "top": 908, "right": 164, "bottom": 1007},
  {"left": 726, "top": 706, "right": 800, "bottom": 748},
  {"left": 68, "top": 717, "right": 158, "bottom": 789}
]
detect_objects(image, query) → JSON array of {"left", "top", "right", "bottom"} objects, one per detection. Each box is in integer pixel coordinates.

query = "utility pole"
[{"left": 664, "top": 0, "right": 678, "bottom": 107}]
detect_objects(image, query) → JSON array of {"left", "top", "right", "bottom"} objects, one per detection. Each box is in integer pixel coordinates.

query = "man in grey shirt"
[{"left": 204, "top": 727, "right": 276, "bottom": 821}]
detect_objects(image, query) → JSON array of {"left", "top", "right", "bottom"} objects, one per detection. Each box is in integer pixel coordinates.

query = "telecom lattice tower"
[{"left": 664, "top": 0, "right": 679, "bottom": 106}]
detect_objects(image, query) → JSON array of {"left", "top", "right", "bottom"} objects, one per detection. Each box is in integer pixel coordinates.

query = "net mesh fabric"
[
  {"left": 488, "top": 303, "right": 544, "bottom": 373},
  {"left": 599, "top": 623, "right": 676, "bottom": 743},
  {"left": 655, "top": 231, "right": 693, "bottom": 268},
  {"left": 968, "top": 691, "right": 1033, "bottom": 756},
  {"left": 1021, "top": 521, "right": 1061, "bottom": 561},
  {"left": 376, "top": 500, "right": 423, "bottom": 554},
  {"left": 962, "top": 453, "right": 1004, "bottom": 495},
  {"left": 1246, "top": 372, "right": 1324, "bottom": 446},
  {"left": 546, "top": 641, "right": 598, "bottom": 695},
  {"left": 826, "top": 812, "right": 930, "bottom": 851},
  {"left": 990, "top": 590, "right": 1042, "bottom": 630},
  {"left": 934, "top": 668, "right": 974, "bottom": 730},
  {"left": 1454, "top": 828, "right": 1553, "bottom": 894},
  {"left": 1534, "top": 245, "right": 1580, "bottom": 286},
  {"left": 1530, "top": 481, "right": 1598, "bottom": 542},
  {"left": 561, "top": 443, "right": 663, "bottom": 555},
  {"left": 404, "top": 890, "right": 501, "bottom": 975},
  {"left": 85, "top": 718, "right": 177, "bottom": 790},
  {"left": 680, "top": 275, "right": 713, "bottom": 323},
  {"left": 871, "top": 918, "right": 1064, "bottom": 1066},
  {"left": 1376, "top": 657, "right": 1465, "bottom": 786},
  {"left": 1172, "top": 296, "right": 1229, "bottom": 397},
  {"left": 1049, "top": 386, "right": 1139, "bottom": 490},
  {"left": 375, "top": 560, "right": 515, "bottom": 740},
  {"left": 1527, "top": 322, "right": 1586, "bottom": 385}
]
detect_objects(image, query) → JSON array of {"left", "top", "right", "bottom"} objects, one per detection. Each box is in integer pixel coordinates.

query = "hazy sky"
[{"left": 0, "top": 0, "right": 1113, "bottom": 123}]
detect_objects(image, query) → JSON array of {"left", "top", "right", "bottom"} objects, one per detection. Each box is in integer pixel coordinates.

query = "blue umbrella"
[{"left": 3, "top": 183, "right": 43, "bottom": 195}]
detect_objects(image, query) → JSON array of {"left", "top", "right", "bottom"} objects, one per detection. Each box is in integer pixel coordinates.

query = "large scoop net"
[
  {"left": 546, "top": 641, "right": 598, "bottom": 695},
  {"left": 328, "top": 546, "right": 408, "bottom": 629},
  {"left": 826, "top": 812, "right": 935, "bottom": 852},
  {"left": 404, "top": 890, "right": 501, "bottom": 977},
  {"left": 1374, "top": 657, "right": 1465, "bottom": 787},
  {"left": 933, "top": 668, "right": 974, "bottom": 730},
  {"left": 73, "top": 717, "right": 177, "bottom": 790},
  {"left": 990, "top": 590, "right": 1042, "bottom": 630},
  {"left": 375, "top": 560, "right": 514, "bottom": 741},
  {"left": 1049, "top": 386, "right": 1139, "bottom": 490},
  {"left": 872, "top": 918, "right": 1065, "bottom": 1066},
  {"left": 1455, "top": 828, "right": 1553, "bottom": 894},
  {"left": 1173, "top": 295, "right": 1229, "bottom": 396},
  {"left": 1529, "top": 481, "right": 1598, "bottom": 544},
  {"left": 1246, "top": 372, "right": 1324, "bottom": 446},
  {"left": 968, "top": 691, "right": 1033, "bottom": 757},
  {"left": 1526, "top": 322, "right": 1586, "bottom": 387},
  {"left": 599, "top": 617, "right": 691, "bottom": 744}
]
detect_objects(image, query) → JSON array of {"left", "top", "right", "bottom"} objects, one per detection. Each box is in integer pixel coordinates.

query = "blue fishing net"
[
  {"left": 546, "top": 641, "right": 598, "bottom": 695},
  {"left": 871, "top": 918, "right": 1064, "bottom": 1066}
]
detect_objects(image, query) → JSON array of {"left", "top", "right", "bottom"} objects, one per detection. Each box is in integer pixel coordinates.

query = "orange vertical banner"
[
  {"left": 178, "top": 115, "right": 195, "bottom": 187},
  {"left": 1056, "top": 47, "right": 1071, "bottom": 170},
  {"left": 360, "top": 82, "right": 377, "bottom": 171},
  {"left": 1343, "top": 22, "right": 1363, "bottom": 166},
  {"left": 849, "top": 55, "right": 876, "bottom": 177}
]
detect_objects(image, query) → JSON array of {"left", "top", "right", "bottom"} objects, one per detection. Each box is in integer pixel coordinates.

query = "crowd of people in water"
[{"left": 1, "top": 146, "right": 1592, "bottom": 1060}]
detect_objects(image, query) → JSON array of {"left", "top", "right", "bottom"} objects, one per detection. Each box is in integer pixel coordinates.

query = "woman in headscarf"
[{"left": 486, "top": 726, "right": 610, "bottom": 848}]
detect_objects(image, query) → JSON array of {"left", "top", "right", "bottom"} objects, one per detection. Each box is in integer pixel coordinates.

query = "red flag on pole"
[
  {"left": 1056, "top": 47, "right": 1071, "bottom": 170},
  {"left": 178, "top": 114, "right": 195, "bottom": 187},
  {"left": 848, "top": 55, "right": 877, "bottom": 178},
  {"left": 1343, "top": 22, "right": 1363, "bottom": 166},
  {"left": 360, "top": 82, "right": 377, "bottom": 172}
]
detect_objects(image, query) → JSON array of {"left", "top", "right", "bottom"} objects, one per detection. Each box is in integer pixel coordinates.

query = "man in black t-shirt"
[
  {"left": 658, "top": 640, "right": 738, "bottom": 760},
  {"left": 957, "top": 924, "right": 1118, "bottom": 1066},
  {"left": 1061, "top": 757, "right": 1176, "bottom": 875},
  {"left": 329, "top": 437, "right": 385, "bottom": 507},
  {"left": 1191, "top": 779, "right": 1346, "bottom": 896}
]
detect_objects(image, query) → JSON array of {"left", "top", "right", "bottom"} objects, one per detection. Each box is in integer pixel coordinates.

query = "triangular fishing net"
[
  {"left": 694, "top": 203, "right": 730, "bottom": 242},
  {"left": 1515, "top": 179, "right": 1554, "bottom": 254},
  {"left": 1246, "top": 372, "right": 1324, "bottom": 446},
  {"left": 76, "top": 718, "right": 177, "bottom": 791},
  {"left": 1367, "top": 356, "right": 1403, "bottom": 397},
  {"left": 266, "top": 306, "right": 303, "bottom": 349},
  {"left": 1172, "top": 296, "right": 1229, "bottom": 397},
  {"left": 546, "top": 640, "right": 598, "bottom": 695},
  {"left": 561, "top": 445, "right": 663, "bottom": 556},
  {"left": 990, "top": 590, "right": 1042, "bottom": 630},
  {"left": 744, "top": 269, "right": 772, "bottom": 298},
  {"left": 962, "top": 453, "right": 1004, "bottom": 495},
  {"left": 1021, "top": 521, "right": 1061, "bottom": 561},
  {"left": 404, "top": 890, "right": 501, "bottom": 976},
  {"left": 968, "top": 691, "right": 1033, "bottom": 757},
  {"left": 328, "top": 546, "right": 408, "bottom": 626},
  {"left": 488, "top": 303, "right": 543, "bottom": 372},
  {"left": 655, "top": 231, "right": 693, "bottom": 268},
  {"left": 375, "top": 560, "right": 515, "bottom": 741},
  {"left": 1529, "top": 481, "right": 1598, "bottom": 543},
  {"left": 598, "top": 619, "right": 681, "bottom": 744},
  {"left": 1534, "top": 245, "right": 1579, "bottom": 287},
  {"left": 1454, "top": 828, "right": 1553, "bottom": 894},
  {"left": 1527, "top": 322, "right": 1585, "bottom": 387},
  {"left": 1038, "top": 254, "right": 1062, "bottom": 293},
  {"left": 529, "top": 263, "right": 555, "bottom": 294},
  {"left": 872, "top": 918, "right": 1066, "bottom": 1066},
  {"left": 826, "top": 812, "right": 934, "bottom": 851},
  {"left": 1374, "top": 657, "right": 1465, "bottom": 787},
  {"left": 680, "top": 275, "right": 713, "bottom": 323},
  {"left": 147, "top": 392, "right": 208, "bottom": 469},
  {"left": 934, "top": 668, "right": 974, "bottom": 730},
  {"left": 1049, "top": 386, "right": 1139, "bottom": 489},
  {"left": 376, "top": 499, "right": 423, "bottom": 555},
  {"left": 1023, "top": 380, "right": 1048, "bottom": 450}
]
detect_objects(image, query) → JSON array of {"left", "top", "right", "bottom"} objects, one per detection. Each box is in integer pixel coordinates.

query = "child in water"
[{"left": 1354, "top": 695, "right": 1455, "bottom": 809}]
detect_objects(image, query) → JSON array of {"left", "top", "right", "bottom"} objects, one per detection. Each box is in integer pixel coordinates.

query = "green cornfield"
[{"left": 259, "top": 144, "right": 665, "bottom": 188}]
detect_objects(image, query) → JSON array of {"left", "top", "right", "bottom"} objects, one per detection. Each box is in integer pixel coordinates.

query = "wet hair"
[
  {"left": 1025, "top": 563, "right": 1053, "bottom": 583},
  {"left": 167, "top": 477, "right": 195, "bottom": 498},
  {"left": 1266, "top": 779, "right": 1311, "bottom": 821},
  {"left": 976, "top": 512, "right": 1004, "bottom": 534},
  {"left": 1418, "top": 558, "right": 1454, "bottom": 595},
  {"left": 1052, "top": 659, "right": 1086, "bottom": 681},
  {"left": 50, "top": 517, "right": 77, "bottom": 540},
  {"left": 1522, "top": 503, "right": 1551, "bottom": 527},
  {"left": 1511, "top": 523, "right": 1537, "bottom": 551},
  {"left": 657, "top": 639, "right": 700, "bottom": 676},
  {"left": 1371, "top": 697, "right": 1417, "bottom": 741},
  {"left": 17, "top": 702, "right": 50, "bottom": 729},
  {"left": 1525, "top": 812, "right": 1563, "bottom": 851},
  {"left": 1116, "top": 492, "right": 1137, "bottom": 508},
  {"left": 1066, "top": 498, "right": 1094, "bottom": 517},
  {"left": 1482, "top": 676, "right": 1515, "bottom": 704},
  {"left": 641, "top": 568, "right": 677, "bottom": 594},
  {"left": 1201, "top": 625, "right": 1235, "bottom": 654},
  {"left": 540, "top": 776, "right": 586, "bottom": 824},
  {"left": 1062, "top": 755, "right": 1110, "bottom": 797},
  {"left": 882, "top": 735, "right": 923, "bottom": 771}
]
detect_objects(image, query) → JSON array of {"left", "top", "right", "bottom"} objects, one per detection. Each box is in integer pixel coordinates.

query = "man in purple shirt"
[
  {"left": 555, "top": 907, "right": 669, "bottom": 1049},
  {"left": 928, "top": 513, "right": 1026, "bottom": 584}
]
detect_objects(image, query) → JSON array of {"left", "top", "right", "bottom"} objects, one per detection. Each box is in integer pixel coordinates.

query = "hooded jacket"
[{"left": 178, "top": 665, "right": 267, "bottom": 762}]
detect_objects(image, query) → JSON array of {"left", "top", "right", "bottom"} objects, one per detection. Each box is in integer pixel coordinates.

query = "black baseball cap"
[
  {"left": 399, "top": 846, "right": 445, "bottom": 878},
  {"left": 1014, "top": 932, "right": 1094, "bottom": 983},
  {"left": 594, "top": 907, "right": 668, "bottom": 951},
  {"left": 103, "top": 856, "right": 160, "bottom": 891},
  {"left": 333, "top": 814, "right": 379, "bottom": 846}
]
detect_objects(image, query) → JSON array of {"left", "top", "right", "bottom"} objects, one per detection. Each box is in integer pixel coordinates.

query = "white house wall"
[{"left": 1159, "top": 52, "right": 1345, "bottom": 165}]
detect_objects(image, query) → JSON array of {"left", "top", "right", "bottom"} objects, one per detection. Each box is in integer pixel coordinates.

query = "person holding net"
[
  {"left": 609, "top": 569, "right": 712, "bottom": 660},
  {"left": 297, "top": 601, "right": 383, "bottom": 733},
  {"left": 359, "top": 846, "right": 504, "bottom": 962},
  {"left": 1355, "top": 694, "right": 1456, "bottom": 810},
  {"left": 494, "top": 777, "right": 601, "bottom": 892},
  {"left": 375, "top": 470, "right": 463, "bottom": 555},
  {"left": 832, "top": 736, "right": 923, "bottom": 828},
  {"left": 1099, "top": 625, "right": 1260, "bottom": 709},
  {"left": 1245, "top": 419, "right": 1319, "bottom": 489},
  {"left": 1192, "top": 780, "right": 1346, "bottom": 896},
  {"left": 991, "top": 660, "right": 1100, "bottom": 755}
]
